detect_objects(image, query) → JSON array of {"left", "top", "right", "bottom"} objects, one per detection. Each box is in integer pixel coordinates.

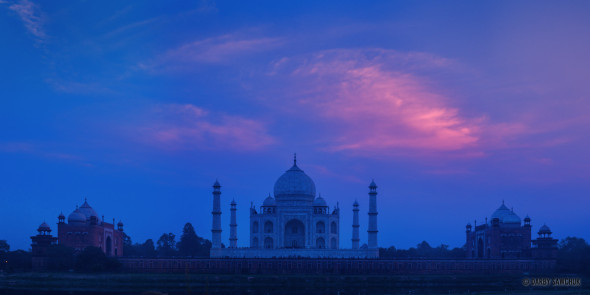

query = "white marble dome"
[
  {"left": 502, "top": 212, "right": 521, "bottom": 224},
  {"left": 273, "top": 162, "right": 316, "bottom": 200},
  {"left": 68, "top": 207, "right": 86, "bottom": 223},
  {"left": 490, "top": 202, "right": 521, "bottom": 224},
  {"left": 79, "top": 199, "right": 98, "bottom": 219}
]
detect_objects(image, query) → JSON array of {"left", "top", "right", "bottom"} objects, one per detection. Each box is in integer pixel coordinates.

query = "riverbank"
[{"left": 0, "top": 272, "right": 587, "bottom": 295}]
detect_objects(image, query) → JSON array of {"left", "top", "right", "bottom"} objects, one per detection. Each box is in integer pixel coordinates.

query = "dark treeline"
[
  {"left": 378, "top": 237, "right": 590, "bottom": 275},
  {"left": 2, "top": 232, "right": 590, "bottom": 275},
  {"left": 123, "top": 222, "right": 212, "bottom": 258},
  {"left": 379, "top": 241, "right": 466, "bottom": 258},
  {"left": 0, "top": 222, "right": 211, "bottom": 272}
]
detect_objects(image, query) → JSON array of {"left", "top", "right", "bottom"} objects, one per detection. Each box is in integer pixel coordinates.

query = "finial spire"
[{"left": 294, "top": 153, "right": 297, "bottom": 165}]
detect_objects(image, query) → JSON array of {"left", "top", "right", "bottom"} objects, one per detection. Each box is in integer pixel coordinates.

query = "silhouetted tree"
[
  {"left": 3, "top": 250, "right": 31, "bottom": 272},
  {"left": 46, "top": 244, "right": 75, "bottom": 271},
  {"left": 556, "top": 236, "right": 590, "bottom": 275},
  {"left": 75, "top": 246, "right": 120, "bottom": 272},
  {"left": 447, "top": 246, "right": 466, "bottom": 258},
  {"left": 379, "top": 242, "right": 465, "bottom": 258},
  {"left": 379, "top": 246, "right": 397, "bottom": 258},
  {"left": 122, "top": 233, "right": 137, "bottom": 256},
  {"left": 177, "top": 223, "right": 212, "bottom": 257},
  {"left": 178, "top": 223, "right": 200, "bottom": 256},
  {"left": 0, "top": 240, "right": 9, "bottom": 253},
  {"left": 141, "top": 239, "right": 157, "bottom": 257},
  {"left": 156, "top": 233, "right": 177, "bottom": 257},
  {"left": 416, "top": 241, "right": 433, "bottom": 257},
  {"left": 0, "top": 240, "right": 9, "bottom": 271}
]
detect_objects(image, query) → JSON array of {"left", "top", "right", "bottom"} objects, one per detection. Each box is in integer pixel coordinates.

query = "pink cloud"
[
  {"left": 258, "top": 49, "right": 541, "bottom": 158},
  {"left": 136, "top": 104, "right": 275, "bottom": 151},
  {"left": 8, "top": 0, "right": 46, "bottom": 42},
  {"left": 272, "top": 49, "right": 482, "bottom": 153}
]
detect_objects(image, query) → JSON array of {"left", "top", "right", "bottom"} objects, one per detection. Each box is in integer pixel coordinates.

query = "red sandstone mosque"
[
  {"left": 31, "top": 199, "right": 125, "bottom": 257},
  {"left": 465, "top": 201, "right": 557, "bottom": 260}
]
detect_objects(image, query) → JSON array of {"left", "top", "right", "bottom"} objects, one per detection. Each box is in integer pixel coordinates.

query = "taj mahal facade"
[{"left": 209, "top": 156, "right": 379, "bottom": 258}]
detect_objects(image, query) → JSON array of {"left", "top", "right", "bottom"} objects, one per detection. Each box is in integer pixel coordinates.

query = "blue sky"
[{"left": 1, "top": 0, "right": 589, "bottom": 250}]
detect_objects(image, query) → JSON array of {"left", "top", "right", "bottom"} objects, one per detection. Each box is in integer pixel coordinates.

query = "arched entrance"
[
  {"left": 316, "top": 237, "right": 325, "bottom": 249},
  {"left": 284, "top": 219, "right": 305, "bottom": 248},
  {"left": 106, "top": 236, "right": 112, "bottom": 256},
  {"left": 264, "top": 237, "right": 274, "bottom": 249},
  {"left": 477, "top": 237, "right": 483, "bottom": 258}
]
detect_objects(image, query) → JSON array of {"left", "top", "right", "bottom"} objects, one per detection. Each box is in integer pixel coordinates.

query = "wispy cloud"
[
  {"left": 140, "top": 33, "right": 284, "bottom": 72},
  {"left": 133, "top": 104, "right": 276, "bottom": 151},
  {"left": 7, "top": 0, "right": 46, "bottom": 42},
  {"left": 45, "top": 79, "right": 115, "bottom": 95},
  {"left": 102, "top": 17, "right": 160, "bottom": 39},
  {"left": 0, "top": 142, "right": 86, "bottom": 163},
  {"left": 263, "top": 49, "right": 533, "bottom": 157},
  {"left": 267, "top": 49, "right": 483, "bottom": 154}
]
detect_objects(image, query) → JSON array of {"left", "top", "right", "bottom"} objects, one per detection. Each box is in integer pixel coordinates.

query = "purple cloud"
[
  {"left": 132, "top": 104, "right": 276, "bottom": 151},
  {"left": 139, "top": 33, "right": 284, "bottom": 72},
  {"left": 7, "top": 0, "right": 46, "bottom": 42}
]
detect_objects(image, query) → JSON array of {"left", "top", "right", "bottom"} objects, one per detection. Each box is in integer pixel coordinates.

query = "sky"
[{"left": 1, "top": 0, "right": 589, "bottom": 251}]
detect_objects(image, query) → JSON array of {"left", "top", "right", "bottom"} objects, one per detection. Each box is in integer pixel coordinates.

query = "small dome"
[
  {"left": 524, "top": 215, "right": 531, "bottom": 221},
  {"left": 353, "top": 199, "right": 359, "bottom": 206},
  {"left": 68, "top": 207, "right": 86, "bottom": 223},
  {"left": 213, "top": 179, "right": 221, "bottom": 188},
  {"left": 313, "top": 195, "right": 328, "bottom": 207},
  {"left": 38, "top": 222, "right": 51, "bottom": 232},
  {"left": 79, "top": 199, "right": 98, "bottom": 220},
  {"left": 466, "top": 223, "right": 472, "bottom": 227},
  {"left": 117, "top": 220, "right": 124, "bottom": 226},
  {"left": 262, "top": 195, "right": 276, "bottom": 206},
  {"left": 539, "top": 224, "right": 551, "bottom": 234},
  {"left": 273, "top": 160, "right": 316, "bottom": 200},
  {"left": 58, "top": 212, "right": 65, "bottom": 219}
]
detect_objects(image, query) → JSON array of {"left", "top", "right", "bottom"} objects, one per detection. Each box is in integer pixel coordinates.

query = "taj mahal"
[{"left": 210, "top": 155, "right": 379, "bottom": 258}]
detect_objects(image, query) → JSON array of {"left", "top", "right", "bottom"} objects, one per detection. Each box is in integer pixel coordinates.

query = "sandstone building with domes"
[
  {"left": 465, "top": 201, "right": 557, "bottom": 259},
  {"left": 210, "top": 156, "right": 379, "bottom": 258},
  {"left": 31, "top": 199, "right": 125, "bottom": 257}
]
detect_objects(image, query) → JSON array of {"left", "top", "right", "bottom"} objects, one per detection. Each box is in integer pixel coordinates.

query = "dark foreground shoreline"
[{"left": 1, "top": 272, "right": 588, "bottom": 295}]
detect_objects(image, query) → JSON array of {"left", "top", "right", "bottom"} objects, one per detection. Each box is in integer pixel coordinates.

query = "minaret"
[
  {"left": 211, "top": 180, "right": 222, "bottom": 249},
  {"left": 229, "top": 199, "right": 237, "bottom": 248},
  {"left": 352, "top": 200, "right": 360, "bottom": 249},
  {"left": 368, "top": 180, "right": 378, "bottom": 249}
]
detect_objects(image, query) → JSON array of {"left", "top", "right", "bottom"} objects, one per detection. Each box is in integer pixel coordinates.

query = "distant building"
[
  {"left": 532, "top": 224, "right": 558, "bottom": 259},
  {"left": 55, "top": 199, "right": 124, "bottom": 256},
  {"left": 30, "top": 222, "right": 58, "bottom": 257},
  {"left": 465, "top": 201, "right": 557, "bottom": 259},
  {"left": 210, "top": 155, "right": 379, "bottom": 258}
]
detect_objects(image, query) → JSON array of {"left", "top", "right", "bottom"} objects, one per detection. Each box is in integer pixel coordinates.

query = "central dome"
[
  {"left": 490, "top": 201, "right": 521, "bottom": 225},
  {"left": 273, "top": 159, "right": 316, "bottom": 200}
]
